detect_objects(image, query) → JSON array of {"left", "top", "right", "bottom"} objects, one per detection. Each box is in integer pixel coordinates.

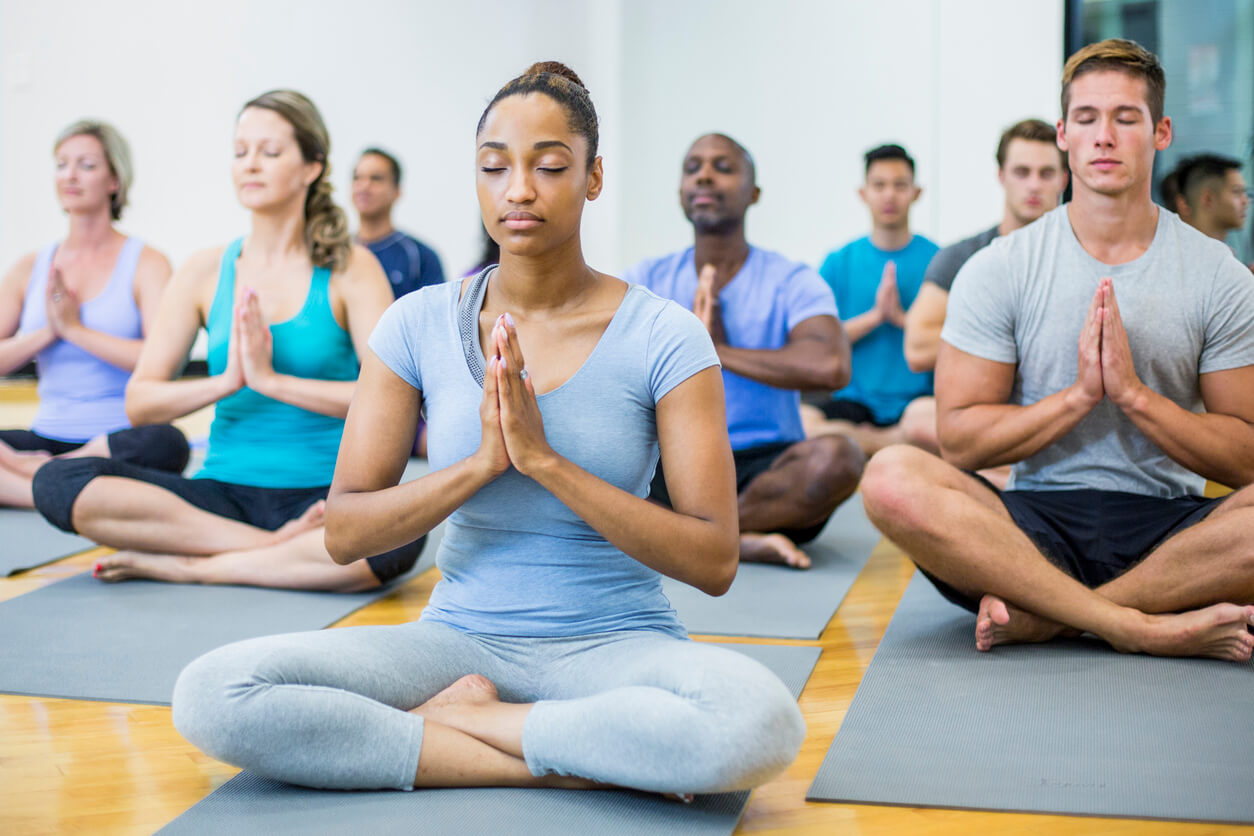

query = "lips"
[{"left": 502, "top": 211, "right": 541, "bottom": 229}]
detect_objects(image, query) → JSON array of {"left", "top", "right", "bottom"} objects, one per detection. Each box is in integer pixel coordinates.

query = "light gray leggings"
[{"left": 172, "top": 620, "right": 806, "bottom": 794}]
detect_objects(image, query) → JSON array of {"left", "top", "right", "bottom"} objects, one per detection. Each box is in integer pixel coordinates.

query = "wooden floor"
[{"left": 0, "top": 380, "right": 1248, "bottom": 835}]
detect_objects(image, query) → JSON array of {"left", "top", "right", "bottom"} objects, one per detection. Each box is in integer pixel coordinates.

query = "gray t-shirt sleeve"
[
  {"left": 924, "top": 226, "right": 999, "bottom": 292},
  {"left": 939, "top": 242, "right": 1019, "bottom": 364},
  {"left": 1200, "top": 255, "right": 1254, "bottom": 374},
  {"left": 368, "top": 295, "right": 423, "bottom": 391},
  {"left": 646, "top": 300, "right": 721, "bottom": 402}
]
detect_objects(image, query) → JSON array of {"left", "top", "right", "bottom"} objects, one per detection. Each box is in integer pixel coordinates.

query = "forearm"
[
  {"left": 717, "top": 343, "right": 846, "bottom": 391},
  {"left": 126, "top": 374, "right": 237, "bottom": 425},
  {"left": 1119, "top": 388, "right": 1254, "bottom": 486},
  {"left": 61, "top": 325, "right": 143, "bottom": 372},
  {"left": 253, "top": 375, "right": 356, "bottom": 418},
  {"left": 325, "top": 455, "right": 496, "bottom": 563},
  {"left": 0, "top": 328, "right": 55, "bottom": 375},
  {"left": 843, "top": 310, "right": 883, "bottom": 344},
  {"left": 904, "top": 321, "right": 942, "bottom": 372},
  {"left": 939, "top": 385, "right": 1094, "bottom": 470},
  {"left": 529, "top": 454, "right": 737, "bottom": 595}
]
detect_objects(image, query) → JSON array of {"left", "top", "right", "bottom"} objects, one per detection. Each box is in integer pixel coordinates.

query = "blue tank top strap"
[
  {"left": 206, "top": 239, "right": 244, "bottom": 334},
  {"left": 22, "top": 242, "right": 59, "bottom": 311}
]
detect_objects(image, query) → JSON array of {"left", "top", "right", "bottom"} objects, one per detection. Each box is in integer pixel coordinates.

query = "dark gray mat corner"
[
  {"left": 664, "top": 495, "right": 880, "bottom": 639},
  {"left": 807, "top": 573, "right": 1254, "bottom": 824},
  {"left": 157, "top": 643, "right": 820, "bottom": 836},
  {"left": 0, "top": 507, "right": 94, "bottom": 576},
  {"left": 0, "top": 458, "right": 439, "bottom": 706}
]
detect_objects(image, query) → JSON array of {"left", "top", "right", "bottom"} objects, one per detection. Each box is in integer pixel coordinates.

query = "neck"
[
  {"left": 998, "top": 206, "right": 1029, "bottom": 237},
  {"left": 493, "top": 233, "right": 596, "bottom": 315},
  {"left": 246, "top": 202, "right": 309, "bottom": 264},
  {"left": 357, "top": 213, "right": 395, "bottom": 243},
  {"left": 1066, "top": 183, "right": 1159, "bottom": 262},
  {"left": 1193, "top": 213, "right": 1231, "bottom": 242},
  {"left": 692, "top": 224, "right": 751, "bottom": 287},
  {"left": 870, "top": 224, "right": 912, "bottom": 251},
  {"left": 64, "top": 209, "right": 119, "bottom": 251}
]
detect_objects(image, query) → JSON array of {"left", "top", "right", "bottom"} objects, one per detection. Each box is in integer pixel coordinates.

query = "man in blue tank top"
[
  {"left": 352, "top": 148, "right": 445, "bottom": 299},
  {"left": 625, "top": 134, "right": 864, "bottom": 569},
  {"left": 802, "top": 144, "right": 938, "bottom": 457}
]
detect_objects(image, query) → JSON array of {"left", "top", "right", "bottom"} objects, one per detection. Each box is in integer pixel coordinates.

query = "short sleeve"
[
  {"left": 785, "top": 264, "right": 840, "bottom": 330},
  {"left": 646, "top": 300, "right": 720, "bottom": 403},
  {"left": 940, "top": 243, "right": 1019, "bottom": 364},
  {"left": 923, "top": 244, "right": 964, "bottom": 292},
  {"left": 1200, "top": 256, "right": 1254, "bottom": 374},
  {"left": 368, "top": 296, "right": 423, "bottom": 391}
]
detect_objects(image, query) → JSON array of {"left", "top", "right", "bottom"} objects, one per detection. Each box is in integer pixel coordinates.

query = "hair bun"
[{"left": 524, "top": 61, "right": 587, "bottom": 92}]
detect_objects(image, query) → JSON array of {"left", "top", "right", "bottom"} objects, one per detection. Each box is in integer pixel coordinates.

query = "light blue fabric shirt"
[
  {"left": 819, "top": 234, "right": 938, "bottom": 424},
  {"left": 625, "top": 246, "right": 838, "bottom": 451},
  {"left": 368, "top": 273, "right": 719, "bottom": 638}
]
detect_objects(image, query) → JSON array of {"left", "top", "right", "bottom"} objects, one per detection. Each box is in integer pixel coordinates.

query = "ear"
[
  {"left": 858, "top": 185, "right": 869, "bottom": 205},
  {"left": 997, "top": 166, "right": 1007, "bottom": 187},
  {"left": 910, "top": 185, "right": 922, "bottom": 203},
  {"left": 304, "top": 159, "right": 325, "bottom": 187},
  {"left": 1055, "top": 118, "right": 1069, "bottom": 152},
  {"left": 1154, "top": 116, "right": 1172, "bottom": 151},
  {"left": 585, "top": 156, "right": 604, "bottom": 201},
  {"left": 748, "top": 185, "right": 761, "bottom": 207}
]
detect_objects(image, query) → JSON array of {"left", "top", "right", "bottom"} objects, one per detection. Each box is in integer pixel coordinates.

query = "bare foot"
[
  {"left": 266, "top": 500, "right": 325, "bottom": 545},
  {"left": 974, "top": 594, "right": 1074, "bottom": 651},
  {"left": 739, "top": 532, "right": 811, "bottom": 569},
  {"left": 410, "top": 674, "right": 501, "bottom": 724},
  {"left": 1129, "top": 604, "right": 1254, "bottom": 662},
  {"left": 93, "top": 551, "right": 201, "bottom": 583},
  {"left": 0, "top": 448, "right": 52, "bottom": 478}
]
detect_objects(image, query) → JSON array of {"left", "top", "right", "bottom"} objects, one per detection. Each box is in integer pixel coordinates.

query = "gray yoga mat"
[
  {"left": 0, "top": 458, "right": 440, "bottom": 705},
  {"left": 664, "top": 495, "right": 881, "bottom": 639},
  {"left": 157, "top": 642, "right": 821, "bottom": 836},
  {"left": 807, "top": 573, "right": 1254, "bottom": 824},
  {"left": 0, "top": 507, "right": 94, "bottom": 576}
]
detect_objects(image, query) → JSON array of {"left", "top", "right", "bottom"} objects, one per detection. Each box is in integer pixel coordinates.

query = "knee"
[
  {"left": 695, "top": 679, "right": 806, "bottom": 792},
  {"left": 898, "top": 398, "right": 938, "bottom": 452},
  {"left": 805, "top": 436, "right": 866, "bottom": 500},
  {"left": 172, "top": 641, "right": 273, "bottom": 767},
  {"left": 859, "top": 444, "right": 935, "bottom": 530},
  {"left": 32, "top": 457, "right": 111, "bottom": 532},
  {"left": 109, "top": 424, "right": 190, "bottom": 473}
]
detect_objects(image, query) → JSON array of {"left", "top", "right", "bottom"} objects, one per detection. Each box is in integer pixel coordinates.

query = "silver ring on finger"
[
  {"left": 53, "top": 293, "right": 62, "bottom": 302},
  {"left": 519, "top": 368, "right": 529, "bottom": 381}
]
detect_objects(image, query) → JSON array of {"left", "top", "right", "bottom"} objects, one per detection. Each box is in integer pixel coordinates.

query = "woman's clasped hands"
[
  {"left": 223, "top": 285, "right": 276, "bottom": 395},
  {"left": 476, "top": 312, "right": 554, "bottom": 479}
]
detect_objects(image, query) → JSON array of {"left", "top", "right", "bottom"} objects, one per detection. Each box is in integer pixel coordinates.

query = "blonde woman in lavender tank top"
[{"left": 0, "top": 120, "right": 187, "bottom": 508}]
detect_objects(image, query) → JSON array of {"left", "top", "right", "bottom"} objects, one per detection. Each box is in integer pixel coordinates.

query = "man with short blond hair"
[{"left": 861, "top": 38, "right": 1254, "bottom": 662}]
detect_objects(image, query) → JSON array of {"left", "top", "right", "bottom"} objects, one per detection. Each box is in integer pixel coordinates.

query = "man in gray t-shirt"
[{"left": 861, "top": 38, "right": 1254, "bottom": 664}]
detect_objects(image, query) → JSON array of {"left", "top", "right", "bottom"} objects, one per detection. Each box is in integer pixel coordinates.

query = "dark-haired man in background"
[
  {"left": 352, "top": 148, "right": 445, "bottom": 299},
  {"left": 900, "top": 119, "right": 1068, "bottom": 463},
  {"left": 802, "top": 144, "right": 937, "bottom": 456},
  {"left": 1176, "top": 153, "right": 1250, "bottom": 250},
  {"left": 627, "top": 133, "right": 864, "bottom": 569}
]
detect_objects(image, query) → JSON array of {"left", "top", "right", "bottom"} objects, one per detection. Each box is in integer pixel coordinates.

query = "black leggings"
[
  {"left": 0, "top": 424, "right": 190, "bottom": 473},
  {"left": 31, "top": 457, "right": 423, "bottom": 584}
]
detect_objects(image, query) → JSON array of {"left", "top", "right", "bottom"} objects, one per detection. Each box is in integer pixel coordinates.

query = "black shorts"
[
  {"left": 0, "top": 425, "right": 189, "bottom": 473},
  {"left": 922, "top": 479, "right": 1224, "bottom": 613},
  {"left": 650, "top": 439, "right": 828, "bottom": 545},
  {"left": 817, "top": 398, "right": 896, "bottom": 427},
  {"left": 31, "top": 457, "right": 422, "bottom": 584}
]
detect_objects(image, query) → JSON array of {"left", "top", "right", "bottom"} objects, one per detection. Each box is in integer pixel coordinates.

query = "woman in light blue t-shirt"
[{"left": 172, "top": 62, "right": 805, "bottom": 796}]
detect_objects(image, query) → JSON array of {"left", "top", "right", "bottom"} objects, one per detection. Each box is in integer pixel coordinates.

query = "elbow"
[
  {"left": 321, "top": 502, "right": 360, "bottom": 565},
  {"left": 937, "top": 436, "right": 981, "bottom": 472},
  {"left": 697, "top": 537, "right": 739, "bottom": 597},
  {"left": 820, "top": 358, "right": 851, "bottom": 391},
  {"left": 904, "top": 344, "right": 933, "bottom": 374}
]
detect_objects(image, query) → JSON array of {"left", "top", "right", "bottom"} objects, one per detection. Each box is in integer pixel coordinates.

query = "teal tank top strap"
[
  {"left": 206, "top": 240, "right": 244, "bottom": 340},
  {"left": 300, "top": 263, "right": 336, "bottom": 328}
]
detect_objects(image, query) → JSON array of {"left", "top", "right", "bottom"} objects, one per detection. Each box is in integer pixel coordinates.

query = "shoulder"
[
  {"left": 1, "top": 250, "right": 40, "bottom": 292},
  {"left": 624, "top": 248, "right": 691, "bottom": 286},
  {"left": 135, "top": 244, "right": 173, "bottom": 281},
  {"left": 819, "top": 238, "right": 866, "bottom": 272},
  {"left": 337, "top": 244, "right": 389, "bottom": 285},
  {"left": 751, "top": 246, "right": 825, "bottom": 287},
  {"left": 174, "top": 245, "right": 228, "bottom": 285},
  {"left": 911, "top": 234, "right": 941, "bottom": 255}
]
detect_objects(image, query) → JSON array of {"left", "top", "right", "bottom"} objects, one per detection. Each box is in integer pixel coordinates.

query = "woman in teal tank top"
[{"left": 33, "top": 90, "right": 423, "bottom": 591}]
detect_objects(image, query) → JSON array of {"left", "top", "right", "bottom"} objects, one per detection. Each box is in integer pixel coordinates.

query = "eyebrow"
[{"left": 478, "top": 140, "right": 574, "bottom": 152}]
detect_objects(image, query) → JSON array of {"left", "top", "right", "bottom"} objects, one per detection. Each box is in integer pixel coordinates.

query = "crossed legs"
[{"left": 860, "top": 445, "right": 1254, "bottom": 661}]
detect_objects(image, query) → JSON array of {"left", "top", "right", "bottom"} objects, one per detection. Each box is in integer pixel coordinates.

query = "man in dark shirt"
[{"left": 352, "top": 148, "right": 445, "bottom": 299}]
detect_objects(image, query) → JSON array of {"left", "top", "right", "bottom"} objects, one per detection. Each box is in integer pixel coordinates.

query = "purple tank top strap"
[{"left": 19, "top": 242, "right": 59, "bottom": 330}]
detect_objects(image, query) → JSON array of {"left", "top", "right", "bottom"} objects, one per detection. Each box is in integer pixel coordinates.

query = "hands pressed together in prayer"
[
  {"left": 45, "top": 269, "right": 83, "bottom": 339},
  {"left": 475, "top": 312, "right": 555, "bottom": 478},
  {"left": 1073, "top": 277, "right": 1145, "bottom": 412},
  {"left": 874, "top": 261, "right": 907, "bottom": 329},
  {"left": 223, "top": 286, "right": 276, "bottom": 395},
  {"left": 692, "top": 264, "right": 727, "bottom": 345}
]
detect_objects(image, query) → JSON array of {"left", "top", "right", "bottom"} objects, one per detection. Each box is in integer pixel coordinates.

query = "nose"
[
  {"left": 504, "top": 166, "right": 535, "bottom": 204},
  {"left": 1094, "top": 116, "right": 1116, "bottom": 147}
]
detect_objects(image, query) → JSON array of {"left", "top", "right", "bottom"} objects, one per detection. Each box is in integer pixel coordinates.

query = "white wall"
[{"left": 0, "top": 0, "right": 1063, "bottom": 281}]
